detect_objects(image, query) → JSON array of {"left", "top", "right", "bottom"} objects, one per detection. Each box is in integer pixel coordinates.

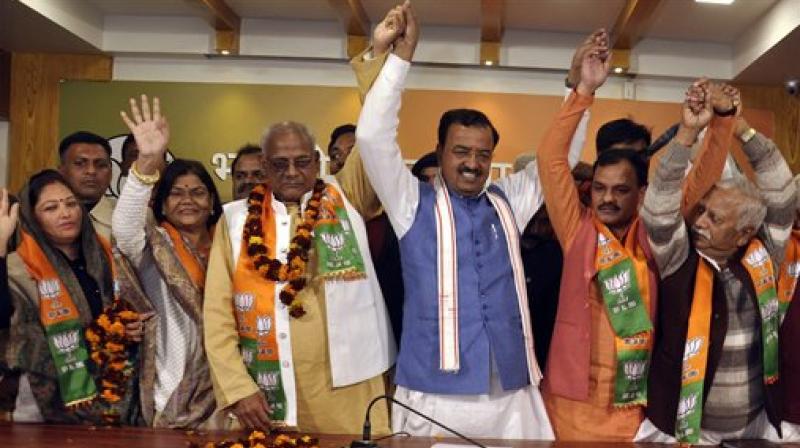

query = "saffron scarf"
[
  {"left": 232, "top": 182, "right": 365, "bottom": 425},
  {"left": 676, "top": 239, "right": 781, "bottom": 445},
  {"left": 777, "top": 230, "right": 800, "bottom": 323},
  {"left": 15, "top": 231, "right": 113, "bottom": 408},
  {"left": 594, "top": 218, "right": 654, "bottom": 407},
  {"left": 161, "top": 222, "right": 210, "bottom": 292}
]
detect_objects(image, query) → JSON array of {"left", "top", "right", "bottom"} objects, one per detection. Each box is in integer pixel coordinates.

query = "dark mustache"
[{"left": 598, "top": 203, "right": 620, "bottom": 212}]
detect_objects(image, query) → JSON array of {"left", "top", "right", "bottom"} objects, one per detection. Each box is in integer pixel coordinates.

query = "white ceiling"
[
  {"left": 80, "top": 0, "right": 778, "bottom": 44},
  {"left": 2, "top": 0, "right": 796, "bottom": 84}
]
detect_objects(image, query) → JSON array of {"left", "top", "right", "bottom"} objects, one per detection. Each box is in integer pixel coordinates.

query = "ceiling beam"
[
  {"left": 197, "top": 0, "right": 241, "bottom": 55},
  {"left": 609, "top": 0, "right": 661, "bottom": 72},
  {"left": 328, "top": 0, "right": 371, "bottom": 58},
  {"left": 480, "top": 0, "right": 505, "bottom": 66},
  {"left": 611, "top": 0, "right": 661, "bottom": 49}
]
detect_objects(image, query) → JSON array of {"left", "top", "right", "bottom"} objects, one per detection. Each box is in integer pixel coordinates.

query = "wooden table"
[{"left": 0, "top": 424, "right": 797, "bottom": 448}]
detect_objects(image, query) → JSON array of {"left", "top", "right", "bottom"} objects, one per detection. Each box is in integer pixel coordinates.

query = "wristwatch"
[{"left": 739, "top": 127, "right": 757, "bottom": 144}]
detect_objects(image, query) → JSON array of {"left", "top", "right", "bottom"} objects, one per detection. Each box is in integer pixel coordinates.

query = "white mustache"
[{"left": 692, "top": 227, "right": 711, "bottom": 240}]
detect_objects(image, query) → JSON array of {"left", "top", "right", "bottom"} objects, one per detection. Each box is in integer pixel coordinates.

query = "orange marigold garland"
[
  {"left": 245, "top": 180, "right": 326, "bottom": 318},
  {"left": 190, "top": 430, "right": 320, "bottom": 448},
  {"left": 84, "top": 298, "right": 139, "bottom": 424}
]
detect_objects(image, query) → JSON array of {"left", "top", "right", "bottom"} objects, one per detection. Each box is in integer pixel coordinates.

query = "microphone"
[{"left": 350, "top": 394, "right": 487, "bottom": 448}]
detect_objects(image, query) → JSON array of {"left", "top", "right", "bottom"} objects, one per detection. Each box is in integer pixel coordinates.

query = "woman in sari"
[
  {"left": 113, "top": 95, "right": 223, "bottom": 428},
  {"left": 0, "top": 173, "right": 142, "bottom": 424}
]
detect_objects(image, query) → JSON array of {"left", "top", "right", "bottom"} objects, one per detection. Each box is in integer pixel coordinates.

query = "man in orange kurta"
[{"left": 536, "top": 42, "right": 738, "bottom": 440}]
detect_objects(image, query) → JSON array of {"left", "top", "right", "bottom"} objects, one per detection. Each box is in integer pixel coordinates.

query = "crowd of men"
[{"left": 0, "top": 2, "right": 798, "bottom": 445}]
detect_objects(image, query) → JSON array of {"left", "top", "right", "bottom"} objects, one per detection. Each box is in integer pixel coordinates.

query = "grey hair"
[
  {"left": 513, "top": 153, "right": 536, "bottom": 173},
  {"left": 260, "top": 121, "right": 316, "bottom": 155},
  {"left": 714, "top": 176, "right": 767, "bottom": 232}
]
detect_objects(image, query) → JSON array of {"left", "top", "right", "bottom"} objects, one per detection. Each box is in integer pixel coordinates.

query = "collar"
[
  {"left": 696, "top": 250, "right": 723, "bottom": 272},
  {"left": 271, "top": 189, "right": 314, "bottom": 216}
]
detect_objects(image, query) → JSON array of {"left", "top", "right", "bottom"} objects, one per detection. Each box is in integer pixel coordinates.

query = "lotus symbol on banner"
[
  {"left": 604, "top": 271, "right": 630, "bottom": 296},
  {"left": 745, "top": 247, "right": 769, "bottom": 268},
  {"left": 257, "top": 371, "right": 279, "bottom": 389},
  {"left": 677, "top": 393, "right": 699, "bottom": 419},
  {"left": 683, "top": 337, "right": 703, "bottom": 361},
  {"left": 38, "top": 279, "right": 61, "bottom": 299},
  {"left": 241, "top": 348, "right": 254, "bottom": 365},
  {"left": 321, "top": 233, "right": 345, "bottom": 252},
  {"left": 53, "top": 330, "right": 79, "bottom": 354},
  {"left": 623, "top": 360, "right": 647, "bottom": 380},
  {"left": 257, "top": 316, "right": 272, "bottom": 336},
  {"left": 235, "top": 293, "right": 255, "bottom": 312}
]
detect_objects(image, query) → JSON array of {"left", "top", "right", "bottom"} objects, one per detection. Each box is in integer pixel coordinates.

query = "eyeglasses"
[{"left": 267, "top": 156, "right": 315, "bottom": 173}]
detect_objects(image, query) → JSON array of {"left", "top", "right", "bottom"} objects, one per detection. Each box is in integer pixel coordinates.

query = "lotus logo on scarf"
[
  {"left": 53, "top": 330, "right": 80, "bottom": 354},
  {"left": 683, "top": 336, "right": 703, "bottom": 361},
  {"left": 321, "top": 233, "right": 345, "bottom": 252},
  {"left": 256, "top": 316, "right": 272, "bottom": 336},
  {"left": 623, "top": 360, "right": 647, "bottom": 380},
  {"left": 789, "top": 262, "right": 800, "bottom": 279},
  {"left": 38, "top": 279, "right": 61, "bottom": 299},
  {"left": 677, "top": 393, "right": 699, "bottom": 419},
  {"left": 257, "top": 371, "right": 279, "bottom": 390},
  {"left": 603, "top": 271, "right": 631, "bottom": 296},
  {"left": 745, "top": 247, "right": 769, "bottom": 268},
  {"left": 235, "top": 293, "right": 255, "bottom": 312},
  {"left": 241, "top": 348, "right": 254, "bottom": 365}
]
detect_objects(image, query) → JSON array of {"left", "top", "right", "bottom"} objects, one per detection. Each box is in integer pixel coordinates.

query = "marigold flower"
[
  {"left": 109, "top": 361, "right": 126, "bottom": 371},
  {"left": 86, "top": 329, "right": 100, "bottom": 343},
  {"left": 249, "top": 431, "right": 266, "bottom": 441},
  {"left": 101, "top": 389, "right": 121, "bottom": 403},
  {"left": 110, "top": 321, "right": 125, "bottom": 336},
  {"left": 97, "top": 314, "right": 112, "bottom": 331},
  {"left": 105, "top": 341, "right": 125, "bottom": 353}
]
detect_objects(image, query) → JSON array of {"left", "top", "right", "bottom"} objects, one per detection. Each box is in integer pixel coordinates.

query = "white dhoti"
[
  {"left": 634, "top": 412, "right": 782, "bottom": 445},
  {"left": 392, "top": 366, "right": 553, "bottom": 441}
]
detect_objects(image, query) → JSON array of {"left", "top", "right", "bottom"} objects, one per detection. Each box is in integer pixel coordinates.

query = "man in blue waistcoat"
[{"left": 354, "top": 3, "right": 589, "bottom": 439}]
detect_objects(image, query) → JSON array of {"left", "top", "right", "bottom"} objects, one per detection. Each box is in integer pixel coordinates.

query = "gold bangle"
[
  {"left": 130, "top": 161, "right": 161, "bottom": 185},
  {"left": 740, "top": 128, "right": 757, "bottom": 144}
]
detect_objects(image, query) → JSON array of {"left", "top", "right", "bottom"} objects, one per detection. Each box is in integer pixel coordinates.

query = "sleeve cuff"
[{"left": 384, "top": 53, "right": 411, "bottom": 86}]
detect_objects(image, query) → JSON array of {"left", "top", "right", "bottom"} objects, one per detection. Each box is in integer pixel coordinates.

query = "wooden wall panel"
[
  {"left": 8, "top": 53, "right": 111, "bottom": 191},
  {"left": 0, "top": 51, "right": 9, "bottom": 120},
  {"left": 736, "top": 84, "right": 800, "bottom": 174}
]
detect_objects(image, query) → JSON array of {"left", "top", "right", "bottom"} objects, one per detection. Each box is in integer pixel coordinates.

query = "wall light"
[
  {"left": 220, "top": 49, "right": 231, "bottom": 55},
  {"left": 484, "top": 60, "right": 494, "bottom": 66},
  {"left": 613, "top": 67, "right": 625, "bottom": 74}
]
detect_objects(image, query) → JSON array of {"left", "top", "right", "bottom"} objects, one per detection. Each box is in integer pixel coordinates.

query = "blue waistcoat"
[{"left": 394, "top": 183, "right": 530, "bottom": 394}]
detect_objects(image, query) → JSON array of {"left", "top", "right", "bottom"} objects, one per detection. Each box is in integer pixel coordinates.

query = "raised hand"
[
  {"left": 576, "top": 47, "right": 611, "bottom": 96},
  {"left": 372, "top": 3, "right": 406, "bottom": 56},
  {"left": 393, "top": 0, "right": 419, "bottom": 62},
  {"left": 709, "top": 82, "right": 740, "bottom": 115},
  {"left": 120, "top": 95, "right": 170, "bottom": 175},
  {"left": 675, "top": 80, "right": 712, "bottom": 146},
  {"left": 568, "top": 29, "right": 608, "bottom": 88},
  {"left": 682, "top": 80, "right": 712, "bottom": 130},
  {"left": 0, "top": 188, "right": 19, "bottom": 258}
]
